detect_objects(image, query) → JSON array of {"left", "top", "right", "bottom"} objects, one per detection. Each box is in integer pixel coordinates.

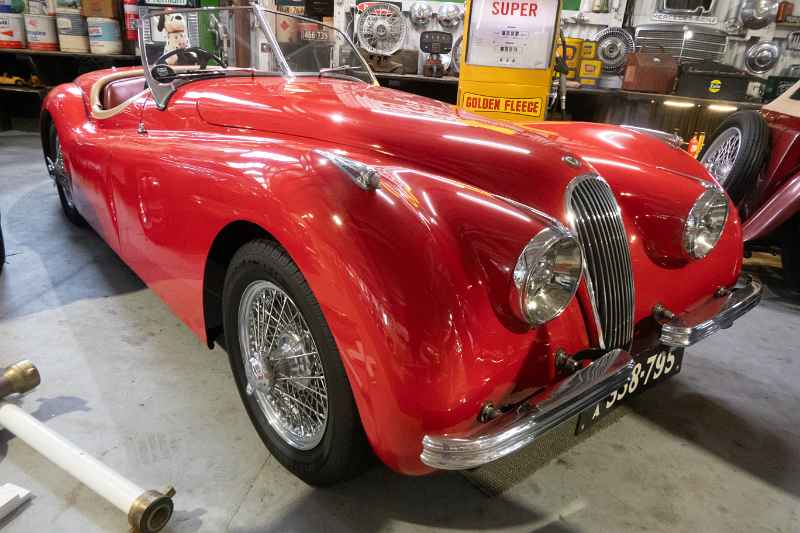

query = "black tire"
[
  {"left": 782, "top": 217, "right": 800, "bottom": 292},
  {"left": 48, "top": 123, "right": 86, "bottom": 226},
  {"left": 700, "top": 110, "right": 769, "bottom": 205},
  {"left": 222, "top": 239, "right": 370, "bottom": 485}
]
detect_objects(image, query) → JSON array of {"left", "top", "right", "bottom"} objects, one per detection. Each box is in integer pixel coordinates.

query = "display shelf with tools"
[
  {"left": 0, "top": 84, "right": 51, "bottom": 94},
  {"left": 0, "top": 47, "right": 137, "bottom": 60}
]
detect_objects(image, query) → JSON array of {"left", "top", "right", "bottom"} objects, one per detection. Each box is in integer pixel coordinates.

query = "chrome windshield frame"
[
  {"left": 138, "top": 4, "right": 376, "bottom": 110},
  {"left": 251, "top": 3, "right": 293, "bottom": 78}
]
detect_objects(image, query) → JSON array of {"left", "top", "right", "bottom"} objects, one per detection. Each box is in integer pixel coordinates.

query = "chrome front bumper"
[
  {"left": 420, "top": 349, "right": 634, "bottom": 470},
  {"left": 659, "top": 274, "right": 762, "bottom": 348},
  {"left": 420, "top": 275, "right": 762, "bottom": 471}
]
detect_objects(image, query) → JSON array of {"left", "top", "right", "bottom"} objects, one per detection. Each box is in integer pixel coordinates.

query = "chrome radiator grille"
[
  {"left": 567, "top": 176, "right": 635, "bottom": 349},
  {"left": 635, "top": 23, "right": 726, "bottom": 63}
]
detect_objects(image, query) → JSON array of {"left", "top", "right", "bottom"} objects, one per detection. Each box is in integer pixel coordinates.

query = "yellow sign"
[
  {"left": 709, "top": 79, "right": 722, "bottom": 93},
  {"left": 463, "top": 93, "right": 544, "bottom": 118},
  {"left": 456, "top": 0, "right": 561, "bottom": 123}
]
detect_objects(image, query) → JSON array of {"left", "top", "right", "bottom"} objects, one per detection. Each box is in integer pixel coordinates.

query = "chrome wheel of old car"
[
  {"left": 698, "top": 110, "right": 769, "bottom": 205},
  {"left": 701, "top": 127, "right": 742, "bottom": 185},
  {"left": 52, "top": 134, "right": 75, "bottom": 209},
  {"left": 224, "top": 239, "right": 370, "bottom": 485},
  {"left": 238, "top": 280, "right": 328, "bottom": 450}
]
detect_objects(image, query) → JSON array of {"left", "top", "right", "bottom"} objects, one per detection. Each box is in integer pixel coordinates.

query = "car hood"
[
  {"left": 193, "top": 77, "right": 589, "bottom": 218},
  {"left": 192, "top": 77, "right": 711, "bottom": 224}
]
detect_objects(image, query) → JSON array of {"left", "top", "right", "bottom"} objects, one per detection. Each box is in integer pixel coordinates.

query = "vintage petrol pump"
[{"left": 457, "top": 0, "right": 562, "bottom": 122}]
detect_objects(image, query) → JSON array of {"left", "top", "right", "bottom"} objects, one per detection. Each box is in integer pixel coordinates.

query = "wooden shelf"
[
  {"left": 569, "top": 86, "right": 763, "bottom": 108},
  {"left": 0, "top": 48, "right": 137, "bottom": 60},
  {"left": 375, "top": 72, "right": 459, "bottom": 85},
  {"left": 0, "top": 84, "right": 50, "bottom": 94}
]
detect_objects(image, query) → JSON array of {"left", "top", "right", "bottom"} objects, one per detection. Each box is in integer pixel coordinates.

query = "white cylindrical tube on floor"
[{"left": 0, "top": 401, "right": 173, "bottom": 532}]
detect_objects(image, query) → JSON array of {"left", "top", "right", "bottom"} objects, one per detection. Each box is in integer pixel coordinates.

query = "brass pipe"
[
  {"left": 0, "top": 360, "right": 175, "bottom": 532},
  {"left": 0, "top": 360, "right": 41, "bottom": 399}
]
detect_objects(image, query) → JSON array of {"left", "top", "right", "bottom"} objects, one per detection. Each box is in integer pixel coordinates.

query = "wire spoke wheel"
[
  {"left": 53, "top": 133, "right": 75, "bottom": 209},
  {"left": 238, "top": 280, "right": 328, "bottom": 450},
  {"left": 701, "top": 127, "right": 742, "bottom": 185}
]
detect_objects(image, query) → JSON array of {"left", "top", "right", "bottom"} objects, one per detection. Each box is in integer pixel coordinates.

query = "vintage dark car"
[
  {"left": 701, "top": 84, "right": 800, "bottom": 289},
  {"left": 41, "top": 5, "right": 761, "bottom": 485}
]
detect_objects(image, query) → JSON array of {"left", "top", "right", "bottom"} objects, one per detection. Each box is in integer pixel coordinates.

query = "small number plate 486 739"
[{"left": 576, "top": 349, "right": 683, "bottom": 435}]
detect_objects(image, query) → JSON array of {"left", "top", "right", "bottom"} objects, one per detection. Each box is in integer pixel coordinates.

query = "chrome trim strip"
[
  {"left": 660, "top": 274, "right": 762, "bottom": 347},
  {"left": 494, "top": 193, "right": 574, "bottom": 237},
  {"left": 252, "top": 4, "right": 294, "bottom": 78},
  {"left": 621, "top": 125, "right": 683, "bottom": 149},
  {"left": 655, "top": 166, "right": 722, "bottom": 191},
  {"left": 420, "top": 349, "right": 634, "bottom": 470}
]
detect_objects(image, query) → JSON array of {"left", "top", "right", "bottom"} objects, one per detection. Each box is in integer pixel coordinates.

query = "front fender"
[
  {"left": 237, "top": 147, "right": 592, "bottom": 474},
  {"left": 41, "top": 83, "right": 89, "bottom": 164}
]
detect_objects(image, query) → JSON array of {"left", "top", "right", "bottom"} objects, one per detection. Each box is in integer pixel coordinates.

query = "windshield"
[{"left": 139, "top": 6, "right": 375, "bottom": 108}]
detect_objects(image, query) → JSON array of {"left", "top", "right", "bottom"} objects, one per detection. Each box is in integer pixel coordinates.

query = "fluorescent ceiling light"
[
  {"left": 707, "top": 104, "right": 738, "bottom": 113},
  {"left": 663, "top": 100, "right": 696, "bottom": 108}
]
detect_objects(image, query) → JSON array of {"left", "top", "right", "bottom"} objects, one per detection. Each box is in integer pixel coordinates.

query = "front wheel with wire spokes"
[
  {"left": 48, "top": 123, "right": 85, "bottom": 226},
  {"left": 222, "top": 239, "right": 370, "bottom": 485}
]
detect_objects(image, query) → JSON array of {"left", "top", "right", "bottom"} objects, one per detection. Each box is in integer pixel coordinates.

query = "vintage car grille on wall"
[
  {"left": 567, "top": 176, "right": 635, "bottom": 349},
  {"left": 635, "top": 24, "right": 727, "bottom": 63}
]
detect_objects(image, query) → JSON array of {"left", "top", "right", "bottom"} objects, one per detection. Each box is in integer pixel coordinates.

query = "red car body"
[
  {"left": 740, "top": 90, "right": 800, "bottom": 243},
  {"left": 42, "top": 68, "right": 748, "bottom": 475}
]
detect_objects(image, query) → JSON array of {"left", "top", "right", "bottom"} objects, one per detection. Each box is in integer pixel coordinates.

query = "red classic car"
[
  {"left": 701, "top": 85, "right": 800, "bottom": 290},
  {"left": 41, "top": 6, "right": 761, "bottom": 485}
]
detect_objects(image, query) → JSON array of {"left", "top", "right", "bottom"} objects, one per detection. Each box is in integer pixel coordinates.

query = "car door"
[
  {"left": 110, "top": 91, "right": 216, "bottom": 334},
  {"left": 72, "top": 85, "right": 149, "bottom": 255}
]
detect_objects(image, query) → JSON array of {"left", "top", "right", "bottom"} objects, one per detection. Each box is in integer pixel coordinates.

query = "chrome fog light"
[
  {"left": 511, "top": 228, "right": 583, "bottom": 326},
  {"left": 683, "top": 188, "right": 729, "bottom": 259}
]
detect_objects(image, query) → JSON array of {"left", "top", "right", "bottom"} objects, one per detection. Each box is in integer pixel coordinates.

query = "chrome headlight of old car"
[
  {"left": 511, "top": 228, "right": 583, "bottom": 326},
  {"left": 683, "top": 188, "right": 729, "bottom": 259}
]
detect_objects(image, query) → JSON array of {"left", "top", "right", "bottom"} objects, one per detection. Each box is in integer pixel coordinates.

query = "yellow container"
[
  {"left": 564, "top": 37, "right": 583, "bottom": 59},
  {"left": 581, "top": 41, "right": 597, "bottom": 59},
  {"left": 579, "top": 59, "right": 602, "bottom": 78},
  {"left": 578, "top": 59, "right": 602, "bottom": 86}
]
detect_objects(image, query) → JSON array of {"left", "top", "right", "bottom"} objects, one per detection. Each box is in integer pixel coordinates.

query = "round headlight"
[
  {"left": 511, "top": 228, "right": 583, "bottom": 326},
  {"left": 683, "top": 188, "right": 729, "bottom": 259}
]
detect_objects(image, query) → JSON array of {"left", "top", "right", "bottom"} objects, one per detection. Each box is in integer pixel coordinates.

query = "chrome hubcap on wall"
[
  {"left": 700, "top": 127, "right": 742, "bottom": 185},
  {"left": 238, "top": 280, "right": 328, "bottom": 450}
]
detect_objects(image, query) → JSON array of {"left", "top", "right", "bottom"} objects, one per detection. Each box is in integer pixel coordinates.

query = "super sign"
[{"left": 491, "top": 1, "right": 539, "bottom": 16}]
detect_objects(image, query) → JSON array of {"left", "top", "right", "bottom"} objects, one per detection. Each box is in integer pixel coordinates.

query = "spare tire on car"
[{"left": 700, "top": 110, "right": 770, "bottom": 205}]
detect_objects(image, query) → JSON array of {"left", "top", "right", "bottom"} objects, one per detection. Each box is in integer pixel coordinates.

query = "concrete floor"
[{"left": 1, "top": 131, "right": 799, "bottom": 533}]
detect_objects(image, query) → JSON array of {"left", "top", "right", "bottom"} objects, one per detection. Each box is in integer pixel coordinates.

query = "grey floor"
[{"left": 1, "top": 131, "right": 799, "bottom": 533}]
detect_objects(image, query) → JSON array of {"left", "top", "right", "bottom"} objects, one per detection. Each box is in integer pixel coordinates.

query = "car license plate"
[{"left": 575, "top": 348, "right": 683, "bottom": 435}]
